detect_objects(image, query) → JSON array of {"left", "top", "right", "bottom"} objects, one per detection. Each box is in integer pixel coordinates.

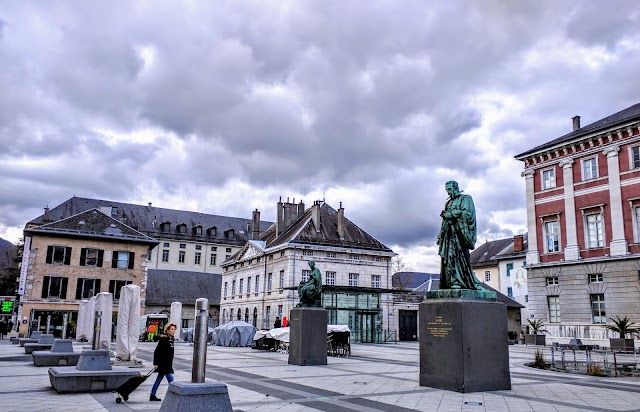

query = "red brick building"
[{"left": 515, "top": 103, "right": 640, "bottom": 343}]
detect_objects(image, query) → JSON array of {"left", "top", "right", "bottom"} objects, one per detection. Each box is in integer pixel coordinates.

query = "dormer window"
[
  {"left": 161, "top": 222, "right": 171, "bottom": 232},
  {"left": 194, "top": 225, "right": 203, "bottom": 235},
  {"left": 208, "top": 226, "right": 217, "bottom": 237},
  {"left": 177, "top": 224, "right": 187, "bottom": 234},
  {"left": 224, "top": 228, "right": 235, "bottom": 239}
]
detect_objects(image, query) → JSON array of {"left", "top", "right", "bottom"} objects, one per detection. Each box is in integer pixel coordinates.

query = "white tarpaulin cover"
[
  {"left": 115, "top": 285, "right": 140, "bottom": 361},
  {"left": 95, "top": 292, "right": 113, "bottom": 350},
  {"left": 213, "top": 321, "right": 257, "bottom": 347},
  {"left": 76, "top": 298, "right": 96, "bottom": 341},
  {"left": 170, "top": 302, "right": 182, "bottom": 341},
  {"left": 253, "top": 325, "right": 350, "bottom": 344}
]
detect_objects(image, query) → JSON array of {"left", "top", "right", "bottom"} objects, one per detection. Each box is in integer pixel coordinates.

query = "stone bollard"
[{"left": 159, "top": 298, "right": 232, "bottom": 412}]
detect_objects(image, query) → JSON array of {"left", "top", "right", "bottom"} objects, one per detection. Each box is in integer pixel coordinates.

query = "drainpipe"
[
  {"left": 386, "top": 256, "right": 391, "bottom": 342},
  {"left": 261, "top": 253, "right": 267, "bottom": 329}
]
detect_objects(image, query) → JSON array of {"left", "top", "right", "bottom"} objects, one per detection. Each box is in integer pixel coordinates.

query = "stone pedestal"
[
  {"left": 419, "top": 290, "right": 511, "bottom": 393},
  {"left": 49, "top": 349, "right": 139, "bottom": 393},
  {"left": 159, "top": 381, "right": 232, "bottom": 412},
  {"left": 288, "top": 307, "right": 327, "bottom": 366}
]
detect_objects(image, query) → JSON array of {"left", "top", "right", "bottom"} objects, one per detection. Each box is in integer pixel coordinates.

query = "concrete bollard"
[
  {"left": 192, "top": 298, "right": 208, "bottom": 383},
  {"left": 159, "top": 298, "right": 231, "bottom": 412},
  {"left": 92, "top": 312, "right": 102, "bottom": 350}
]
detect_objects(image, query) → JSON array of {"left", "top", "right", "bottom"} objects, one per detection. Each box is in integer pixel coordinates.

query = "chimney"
[
  {"left": 148, "top": 202, "right": 152, "bottom": 210},
  {"left": 283, "top": 198, "right": 297, "bottom": 229},
  {"left": 298, "top": 199, "right": 305, "bottom": 219},
  {"left": 251, "top": 209, "right": 261, "bottom": 240},
  {"left": 276, "top": 197, "right": 284, "bottom": 238},
  {"left": 337, "top": 202, "right": 345, "bottom": 240},
  {"left": 514, "top": 234, "right": 524, "bottom": 253},
  {"left": 43, "top": 206, "right": 52, "bottom": 222},
  {"left": 572, "top": 115, "right": 580, "bottom": 131},
  {"left": 311, "top": 201, "right": 321, "bottom": 233}
]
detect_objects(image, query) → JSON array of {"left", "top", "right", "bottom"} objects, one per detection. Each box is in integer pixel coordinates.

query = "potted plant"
[
  {"left": 525, "top": 319, "right": 548, "bottom": 346},
  {"left": 605, "top": 316, "right": 640, "bottom": 352}
]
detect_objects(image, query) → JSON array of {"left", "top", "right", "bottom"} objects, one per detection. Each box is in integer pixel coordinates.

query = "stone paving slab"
[{"left": 2, "top": 336, "right": 640, "bottom": 411}]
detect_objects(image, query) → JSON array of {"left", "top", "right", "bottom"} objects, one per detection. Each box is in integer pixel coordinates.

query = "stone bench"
[
  {"left": 19, "top": 331, "right": 43, "bottom": 347},
  {"left": 49, "top": 349, "right": 140, "bottom": 393},
  {"left": 33, "top": 340, "right": 82, "bottom": 367},
  {"left": 24, "top": 334, "right": 56, "bottom": 354}
]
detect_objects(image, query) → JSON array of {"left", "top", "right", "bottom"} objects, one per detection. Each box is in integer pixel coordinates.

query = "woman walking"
[{"left": 150, "top": 322, "right": 177, "bottom": 401}]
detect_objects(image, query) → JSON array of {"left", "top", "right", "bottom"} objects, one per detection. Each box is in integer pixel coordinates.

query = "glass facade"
[{"left": 322, "top": 290, "right": 382, "bottom": 343}]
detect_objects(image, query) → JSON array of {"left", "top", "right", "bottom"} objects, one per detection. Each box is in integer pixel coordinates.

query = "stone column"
[
  {"left": 560, "top": 159, "right": 580, "bottom": 260},
  {"left": 522, "top": 169, "right": 540, "bottom": 264},
  {"left": 603, "top": 145, "right": 628, "bottom": 256}
]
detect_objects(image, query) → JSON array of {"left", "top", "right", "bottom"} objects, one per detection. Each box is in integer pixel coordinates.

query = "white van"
[{"left": 139, "top": 314, "right": 169, "bottom": 342}]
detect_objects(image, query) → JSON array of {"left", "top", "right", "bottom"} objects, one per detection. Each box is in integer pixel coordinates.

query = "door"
[
  {"left": 399, "top": 310, "right": 418, "bottom": 341},
  {"left": 358, "top": 312, "right": 376, "bottom": 343}
]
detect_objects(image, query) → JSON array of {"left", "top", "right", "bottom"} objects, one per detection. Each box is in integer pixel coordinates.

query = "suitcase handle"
[{"left": 145, "top": 368, "right": 156, "bottom": 378}]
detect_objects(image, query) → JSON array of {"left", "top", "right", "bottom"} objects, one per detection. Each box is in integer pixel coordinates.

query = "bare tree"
[{"left": 391, "top": 256, "right": 414, "bottom": 290}]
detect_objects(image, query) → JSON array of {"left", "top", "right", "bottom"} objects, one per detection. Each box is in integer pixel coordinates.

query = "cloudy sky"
[{"left": 1, "top": 1, "right": 639, "bottom": 272}]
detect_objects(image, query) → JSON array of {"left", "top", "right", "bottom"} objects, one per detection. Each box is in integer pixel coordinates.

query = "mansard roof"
[
  {"left": 26, "top": 196, "right": 272, "bottom": 245},
  {"left": 145, "top": 269, "right": 221, "bottom": 305},
  {"left": 260, "top": 202, "right": 392, "bottom": 252},
  {"left": 24, "top": 208, "right": 158, "bottom": 244},
  {"left": 469, "top": 237, "right": 514, "bottom": 268},
  {"left": 516, "top": 102, "right": 640, "bottom": 160}
]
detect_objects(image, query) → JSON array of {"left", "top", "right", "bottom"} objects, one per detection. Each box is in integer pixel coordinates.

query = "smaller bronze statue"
[
  {"left": 436, "top": 180, "right": 483, "bottom": 290},
  {"left": 297, "top": 261, "right": 322, "bottom": 307}
]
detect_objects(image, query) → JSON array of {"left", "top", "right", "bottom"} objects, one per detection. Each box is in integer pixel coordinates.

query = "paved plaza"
[{"left": 1, "top": 336, "right": 640, "bottom": 412}]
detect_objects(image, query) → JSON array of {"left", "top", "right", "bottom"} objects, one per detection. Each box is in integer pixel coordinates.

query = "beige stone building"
[
  {"left": 19, "top": 209, "right": 157, "bottom": 337},
  {"left": 221, "top": 199, "right": 396, "bottom": 343}
]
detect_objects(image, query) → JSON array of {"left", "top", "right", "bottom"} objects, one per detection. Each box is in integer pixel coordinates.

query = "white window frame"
[
  {"left": 632, "top": 204, "right": 640, "bottom": 243},
  {"left": 326, "top": 252, "right": 336, "bottom": 258},
  {"left": 178, "top": 250, "right": 185, "bottom": 263},
  {"left": 232, "top": 280, "right": 236, "bottom": 296},
  {"left": 348, "top": 273, "right": 359, "bottom": 287},
  {"left": 224, "top": 282, "right": 228, "bottom": 298},
  {"left": 582, "top": 156, "right": 598, "bottom": 181},
  {"left": 484, "top": 271, "right": 491, "bottom": 282},
  {"left": 267, "top": 273, "right": 273, "bottom": 291},
  {"left": 371, "top": 275, "right": 381, "bottom": 288},
  {"left": 541, "top": 167, "right": 556, "bottom": 190},
  {"left": 546, "top": 276, "right": 559, "bottom": 286},
  {"left": 301, "top": 270, "right": 310, "bottom": 283},
  {"left": 247, "top": 277, "right": 251, "bottom": 294},
  {"left": 279, "top": 270, "right": 284, "bottom": 289},
  {"left": 629, "top": 145, "right": 640, "bottom": 170},
  {"left": 548, "top": 295, "right": 561, "bottom": 323},
  {"left": 162, "top": 249, "right": 169, "bottom": 262},
  {"left": 590, "top": 293, "right": 606, "bottom": 324},
  {"left": 239, "top": 278, "right": 244, "bottom": 294},
  {"left": 544, "top": 220, "right": 561, "bottom": 253},
  {"left": 588, "top": 273, "right": 603, "bottom": 283},
  {"left": 584, "top": 212, "right": 605, "bottom": 248},
  {"left": 194, "top": 252, "right": 201, "bottom": 265},
  {"left": 302, "top": 250, "right": 313, "bottom": 256},
  {"left": 325, "top": 271, "right": 336, "bottom": 286}
]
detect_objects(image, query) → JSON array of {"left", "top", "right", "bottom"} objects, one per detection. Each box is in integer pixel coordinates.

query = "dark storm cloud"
[{"left": 0, "top": 1, "right": 639, "bottom": 270}]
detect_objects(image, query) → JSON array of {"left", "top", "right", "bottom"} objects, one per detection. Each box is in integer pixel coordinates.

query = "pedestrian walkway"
[{"left": 1, "top": 338, "right": 640, "bottom": 411}]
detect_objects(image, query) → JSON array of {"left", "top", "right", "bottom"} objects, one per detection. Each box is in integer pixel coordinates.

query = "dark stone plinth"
[
  {"left": 51, "top": 339, "right": 74, "bottom": 353},
  {"left": 11, "top": 337, "right": 20, "bottom": 345},
  {"left": 288, "top": 307, "right": 328, "bottom": 366},
  {"left": 30, "top": 331, "right": 43, "bottom": 340},
  {"left": 49, "top": 349, "right": 138, "bottom": 393},
  {"left": 19, "top": 338, "right": 38, "bottom": 347},
  {"left": 48, "top": 367, "right": 139, "bottom": 393},
  {"left": 425, "top": 289, "right": 497, "bottom": 300},
  {"left": 33, "top": 351, "right": 81, "bottom": 367},
  {"left": 33, "top": 340, "right": 80, "bottom": 367},
  {"left": 76, "top": 350, "right": 112, "bottom": 371},
  {"left": 419, "top": 297, "right": 511, "bottom": 393},
  {"left": 159, "top": 381, "right": 232, "bottom": 412},
  {"left": 24, "top": 334, "right": 56, "bottom": 354}
]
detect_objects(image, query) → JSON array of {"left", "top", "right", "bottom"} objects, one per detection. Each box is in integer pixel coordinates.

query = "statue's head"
[
  {"left": 308, "top": 260, "right": 315, "bottom": 268},
  {"left": 445, "top": 180, "right": 460, "bottom": 197}
]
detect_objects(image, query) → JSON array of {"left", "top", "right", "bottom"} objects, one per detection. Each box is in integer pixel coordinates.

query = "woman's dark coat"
[{"left": 153, "top": 333, "right": 175, "bottom": 375}]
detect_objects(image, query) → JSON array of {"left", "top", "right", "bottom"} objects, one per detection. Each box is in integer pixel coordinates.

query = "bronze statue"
[
  {"left": 297, "top": 261, "right": 322, "bottom": 307},
  {"left": 436, "top": 181, "right": 482, "bottom": 290}
]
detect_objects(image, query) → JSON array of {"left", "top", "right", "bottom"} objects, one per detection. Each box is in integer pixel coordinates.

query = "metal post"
[
  {"left": 46, "top": 315, "right": 51, "bottom": 334},
  {"left": 92, "top": 311, "right": 102, "bottom": 350},
  {"left": 62, "top": 313, "right": 68, "bottom": 339},
  {"left": 192, "top": 298, "right": 209, "bottom": 383}
]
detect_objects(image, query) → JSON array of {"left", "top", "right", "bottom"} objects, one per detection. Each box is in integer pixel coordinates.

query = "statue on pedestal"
[
  {"left": 297, "top": 261, "right": 322, "bottom": 307},
  {"left": 436, "top": 181, "right": 482, "bottom": 290}
]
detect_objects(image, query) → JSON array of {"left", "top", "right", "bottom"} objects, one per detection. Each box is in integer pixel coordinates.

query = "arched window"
[
  {"left": 237, "top": 308, "right": 241, "bottom": 320},
  {"left": 222, "top": 309, "right": 226, "bottom": 323},
  {"left": 252, "top": 307, "right": 258, "bottom": 327},
  {"left": 244, "top": 308, "right": 249, "bottom": 323}
]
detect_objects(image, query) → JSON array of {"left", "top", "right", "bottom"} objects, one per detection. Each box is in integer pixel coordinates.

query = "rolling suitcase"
[{"left": 115, "top": 368, "right": 156, "bottom": 403}]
